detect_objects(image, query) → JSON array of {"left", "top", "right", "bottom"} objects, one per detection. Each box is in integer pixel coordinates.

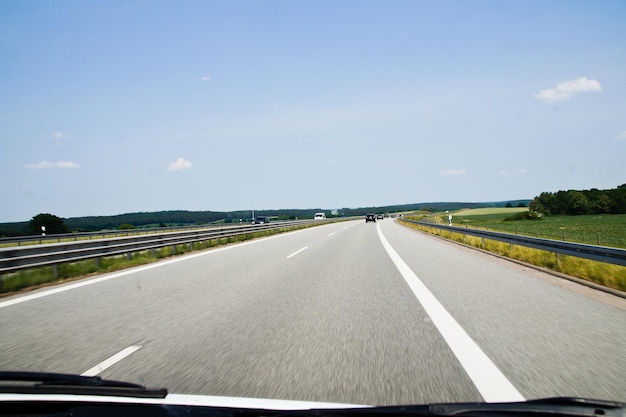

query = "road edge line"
[{"left": 376, "top": 222, "right": 525, "bottom": 403}]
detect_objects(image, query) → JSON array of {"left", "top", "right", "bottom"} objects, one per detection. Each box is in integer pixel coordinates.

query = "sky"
[{"left": 1, "top": 0, "right": 625, "bottom": 222}]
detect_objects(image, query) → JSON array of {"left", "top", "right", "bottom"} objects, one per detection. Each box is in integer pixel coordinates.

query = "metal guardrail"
[
  {"left": 400, "top": 219, "right": 626, "bottom": 267},
  {"left": 0, "top": 219, "right": 344, "bottom": 275},
  {"left": 0, "top": 223, "right": 255, "bottom": 246}
]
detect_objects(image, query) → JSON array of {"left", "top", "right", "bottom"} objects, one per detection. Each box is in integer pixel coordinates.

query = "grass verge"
[
  {"left": 399, "top": 220, "right": 626, "bottom": 293},
  {"left": 442, "top": 211, "right": 626, "bottom": 249}
]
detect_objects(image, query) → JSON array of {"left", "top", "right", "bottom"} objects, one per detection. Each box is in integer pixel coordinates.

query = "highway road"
[{"left": 1, "top": 219, "right": 625, "bottom": 405}]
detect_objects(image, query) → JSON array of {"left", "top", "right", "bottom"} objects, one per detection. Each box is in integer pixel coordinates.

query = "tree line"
[
  {"left": 529, "top": 184, "right": 626, "bottom": 216},
  {"left": 0, "top": 199, "right": 534, "bottom": 237}
]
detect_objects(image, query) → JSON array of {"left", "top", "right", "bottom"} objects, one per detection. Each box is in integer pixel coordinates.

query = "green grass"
[
  {"left": 453, "top": 207, "right": 529, "bottom": 216},
  {"left": 434, "top": 210, "right": 626, "bottom": 249},
  {"left": 399, "top": 219, "right": 626, "bottom": 292}
]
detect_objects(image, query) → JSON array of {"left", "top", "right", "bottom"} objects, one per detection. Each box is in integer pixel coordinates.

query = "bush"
[{"left": 504, "top": 210, "right": 542, "bottom": 221}]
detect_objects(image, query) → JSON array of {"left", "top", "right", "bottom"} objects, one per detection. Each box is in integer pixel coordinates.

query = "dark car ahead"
[{"left": 365, "top": 213, "right": 376, "bottom": 223}]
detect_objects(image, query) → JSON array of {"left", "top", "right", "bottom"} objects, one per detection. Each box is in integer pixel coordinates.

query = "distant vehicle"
[
  {"left": 314, "top": 212, "right": 326, "bottom": 220},
  {"left": 365, "top": 214, "right": 376, "bottom": 223},
  {"left": 253, "top": 216, "right": 270, "bottom": 224},
  {"left": 377, "top": 214, "right": 383, "bottom": 220}
]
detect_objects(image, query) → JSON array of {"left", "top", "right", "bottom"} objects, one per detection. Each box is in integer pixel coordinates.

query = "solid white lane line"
[
  {"left": 81, "top": 345, "right": 142, "bottom": 377},
  {"left": 286, "top": 246, "right": 308, "bottom": 259},
  {"left": 328, "top": 232, "right": 336, "bottom": 237},
  {"left": 376, "top": 223, "right": 524, "bottom": 403}
]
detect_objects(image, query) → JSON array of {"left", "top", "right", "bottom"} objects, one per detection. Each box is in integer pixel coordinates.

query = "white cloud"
[
  {"left": 26, "top": 161, "right": 80, "bottom": 169},
  {"left": 534, "top": 89, "right": 570, "bottom": 103},
  {"left": 557, "top": 77, "right": 602, "bottom": 93},
  {"left": 168, "top": 157, "right": 193, "bottom": 171},
  {"left": 51, "top": 131, "right": 73, "bottom": 140},
  {"left": 50, "top": 131, "right": 72, "bottom": 146},
  {"left": 615, "top": 131, "right": 626, "bottom": 141},
  {"left": 440, "top": 168, "right": 466, "bottom": 176},
  {"left": 535, "top": 77, "right": 602, "bottom": 103},
  {"left": 201, "top": 75, "right": 211, "bottom": 81},
  {"left": 498, "top": 168, "right": 526, "bottom": 176}
]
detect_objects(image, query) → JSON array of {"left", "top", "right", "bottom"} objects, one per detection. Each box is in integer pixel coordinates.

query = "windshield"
[{"left": 0, "top": 0, "right": 625, "bottom": 409}]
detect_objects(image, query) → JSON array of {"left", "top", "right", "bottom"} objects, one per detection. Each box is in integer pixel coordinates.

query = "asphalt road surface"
[{"left": 1, "top": 219, "right": 624, "bottom": 405}]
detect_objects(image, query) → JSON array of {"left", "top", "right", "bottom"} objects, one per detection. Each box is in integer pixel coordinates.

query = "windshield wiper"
[
  {"left": 330, "top": 398, "right": 624, "bottom": 417},
  {"left": 422, "top": 397, "right": 625, "bottom": 417},
  {"left": 0, "top": 374, "right": 623, "bottom": 417},
  {"left": 304, "top": 398, "right": 624, "bottom": 417},
  {"left": 0, "top": 371, "right": 168, "bottom": 398}
]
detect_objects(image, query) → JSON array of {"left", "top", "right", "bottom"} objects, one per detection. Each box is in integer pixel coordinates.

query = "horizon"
[
  {"left": 2, "top": 197, "right": 535, "bottom": 224},
  {"left": 1, "top": 1, "right": 624, "bottom": 223}
]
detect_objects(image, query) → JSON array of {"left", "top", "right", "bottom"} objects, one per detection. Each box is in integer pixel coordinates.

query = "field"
[
  {"left": 443, "top": 209, "right": 626, "bottom": 249},
  {"left": 452, "top": 207, "right": 529, "bottom": 216},
  {"left": 402, "top": 208, "right": 626, "bottom": 291}
]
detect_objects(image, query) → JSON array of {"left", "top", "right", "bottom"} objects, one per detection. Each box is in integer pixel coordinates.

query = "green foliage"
[
  {"left": 530, "top": 185, "right": 626, "bottom": 216},
  {"left": 504, "top": 211, "right": 542, "bottom": 221},
  {"left": 29, "top": 213, "right": 68, "bottom": 235},
  {"left": 119, "top": 224, "right": 135, "bottom": 230},
  {"left": 451, "top": 212, "right": 626, "bottom": 248}
]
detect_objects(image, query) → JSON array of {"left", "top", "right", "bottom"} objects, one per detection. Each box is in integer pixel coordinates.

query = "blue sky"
[{"left": 1, "top": 1, "right": 625, "bottom": 222}]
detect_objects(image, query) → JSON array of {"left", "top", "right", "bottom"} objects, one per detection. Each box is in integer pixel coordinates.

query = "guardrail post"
[
  {"left": 126, "top": 253, "right": 132, "bottom": 261},
  {"left": 95, "top": 257, "right": 101, "bottom": 268},
  {"left": 53, "top": 264, "right": 60, "bottom": 279}
]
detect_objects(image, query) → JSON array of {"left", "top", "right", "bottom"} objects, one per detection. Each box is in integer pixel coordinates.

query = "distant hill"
[{"left": 0, "top": 200, "right": 531, "bottom": 237}]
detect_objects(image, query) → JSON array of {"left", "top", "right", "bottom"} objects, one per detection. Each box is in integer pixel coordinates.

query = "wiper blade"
[
  {"left": 0, "top": 371, "right": 167, "bottom": 398},
  {"left": 310, "top": 398, "right": 624, "bottom": 417},
  {"left": 425, "top": 397, "right": 625, "bottom": 417}
]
